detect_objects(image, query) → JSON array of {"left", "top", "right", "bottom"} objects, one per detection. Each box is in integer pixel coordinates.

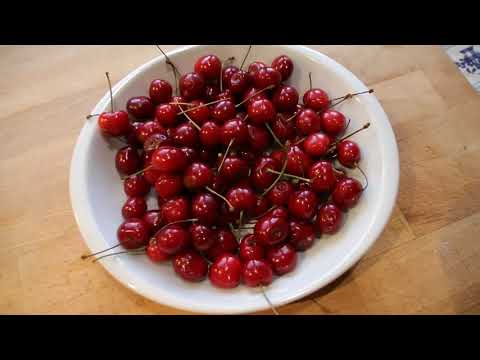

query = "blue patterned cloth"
[{"left": 442, "top": 45, "right": 480, "bottom": 93}]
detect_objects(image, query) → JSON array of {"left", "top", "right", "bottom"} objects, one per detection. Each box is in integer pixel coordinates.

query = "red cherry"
[
  {"left": 173, "top": 250, "right": 208, "bottom": 282},
  {"left": 266, "top": 206, "right": 289, "bottom": 219},
  {"left": 170, "top": 95, "right": 187, "bottom": 113},
  {"left": 206, "top": 228, "right": 238, "bottom": 261},
  {"left": 189, "top": 223, "right": 216, "bottom": 251},
  {"left": 218, "top": 156, "right": 249, "bottom": 183},
  {"left": 308, "top": 160, "right": 337, "bottom": 193},
  {"left": 321, "top": 110, "right": 346, "bottom": 135},
  {"left": 296, "top": 108, "right": 322, "bottom": 135},
  {"left": 200, "top": 121, "right": 221, "bottom": 148},
  {"left": 250, "top": 195, "right": 271, "bottom": 218},
  {"left": 228, "top": 70, "right": 250, "bottom": 95},
  {"left": 303, "top": 132, "right": 331, "bottom": 157},
  {"left": 161, "top": 196, "right": 190, "bottom": 223},
  {"left": 204, "top": 84, "right": 220, "bottom": 102},
  {"left": 247, "top": 124, "right": 272, "bottom": 153},
  {"left": 267, "top": 180, "right": 294, "bottom": 206},
  {"left": 239, "top": 234, "right": 265, "bottom": 261},
  {"left": 271, "top": 55, "right": 294, "bottom": 81},
  {"left": 288, "top": 189, "right": 318, "bottom": 220},
  {"left": 179, "top": 147, "right": 199, "bottom": 164},
  {"left": 289, "top": 220, "right": 315, "bottom": 251},
  {"left": 155, "top": 103, "right": 178, "bottom": 127},
  {"left": 286, "top": 145, "right": 312, "bottom": 176},
  {"left": 98, "top": 111, "right": 130, "bottom": 136},
  {"left": 151, "top": 146, "right": 188, "bottom": 173},
  {"left": 216, "top": 89, "right": 234, "bottom": 102},
  {"left": 126, "top": 121, "right": 144, "bottom": 147},
  {"left": 222, "top": 65, "right": 239, "bottom": 88},
  {"left": 154, "top": 173, "right": 183, "bottom": 199},
  {"left": 303, "top": 88, "right": 329, "bottom": 112},
  {"left": 143, "top": 132, "right": 172, "bottom": 153},
  {"left": 115, "top": 146, "right": 141, "bottom": 175},
  {"left": 173, "top": 123, "right": 199, "bottom": 147},
  {"left": 270, "top": 149, "right": 287, "bottom": 165},
  {"left": 251, "top": 156, "right": 280, "bottom": 190},
  {"left": 154, "top": 224, "right": 191, "bottom": 255},
  {"left": 136, "top": 120, "right": 166, "bottom": 143},
  {"left": 209, "top": 253, "right": 242, "bottom": 288},
  {"left": 117, "top": 219, "right": 150, "bottom": 249},
  {"left": 220, "top": 118, "right": 249, "bottom": 146},
  {"left": 191, "top": 192, "right": 220, "bottom": 226},
  {"left": 143, "top": 210, "right": 163, "bottom": 235},
  {"left": 144, "top": 167, "right": 163, "bottom": 185},
  {"left": 266, "top": 243, "right": 297, "bottom": 275},
  {"left": 194, "top": 54, "right": 222, "bottom": 81},
  {"left": 337, "top": 140, "right": 361, "bottom": 168},
  {"left": 124, "top": 174, "right": 150, "bottom": 197},
  {"left": 127, "top": 96, "right": 154, "bottom": 119},
  {"left": 184, "top": 162, "right": 213, "bottom": 190},
  {"left": 315, "top": 203, "right": 343, "bottom": 234},
  {"left": 122, "top": 197, "right": 147, "bottom": 219},
  {"left": 179, "top": 72, "right": 205, "bottom": 100},
  {"left": 254, "top": 215, "right": 289, "bottom": 246},
  {"left": 241, "top": 87, "right": 269, "bottom": 107},
  {"left": 211, "top": 100, "right": 236, "bottom": 123},
  {"left": 186, "top": 100, "right": 210, "bottom": 125},
  {"left": 226, "top": 186, "right": 257, "bottom": 213},
  {"left": 247, "top": 61, "right": 267, "bottom": 82},
  {"left": 242, "top": 259, "right": 273, "bottom": 287},
  {"left": 272, "top": 85, "right": 299, "bottom": 112},
  {"left": 332, "top": 178, "right": 363, "bottom": 210},
  {"left": 147, "top": 238, "right": 170, "bottom": 262},
  {"left": 149, "top": 79, "right": 172, "bottom": 104},
  {"left": 253, "top": 67, "right": 282, "bottom": 89},
  {"left": 248, "top": 99, "right": 276, "bottom": 124}
]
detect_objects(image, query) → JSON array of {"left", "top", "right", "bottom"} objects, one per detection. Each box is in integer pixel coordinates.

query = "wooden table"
[{"left": 1, "top": 45, "right": 479, "bottom": 315}]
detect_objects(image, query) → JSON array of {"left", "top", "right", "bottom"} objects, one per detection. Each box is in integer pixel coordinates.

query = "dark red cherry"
[
  {"left": 315, "top": 203, "right": 343, "bottom": 234},
  {"left": 204, "top": 84, "right": 220, "bottom": 102},
  {"left": 239, "top": 149, "right": 256, "bottom": 164},
  {"left": 151, "top": 146, "right": 188, "bottom": 173},
  {"left": 115, "top": 146, "right": 141, "bottom": 175},
  {"left": 184, "top": 162, "right": 213, "bottom": 190},
  {"left": 267, "top": 206, "right": 289, "bottom": 219},
  {"left": 332, "top": 178, "right": 363, "bottom": 210},
  {"left": 179, "top": 72, "right": 205, "bottom": 100},
  {"left": 189, "top": 223, "right": 216, "bottom": 251},
  {"left": 124, "top": 174, "right": 150, "bottom": 197},
  {"left": 222, "top": 65, "right": 239, "bottom": 88},
  {"left": 143, "top": 132, "right": 172, "bottom": 152},
  {"left": 154, "top": 224, "right": 190, "bottom": 255},
  {"left": 191, "top": 192, "right": 220, "bottom": 226},
  {"left": 303, "top": 88, "right": 329, "bottom": 112},
  {"left": 98, "top": 111, "right": 130, "bottom": 136},
  {"left": 308, "top": 160, "right": 337, "bottom": 193},
  {"left": 271, "top": 55, "right": 294, "bottom": 81},
  {"left": 126, "top": 121, "right": 144, "bottom": 148},
  {"left": 289, "top": 220, "right": 315, "bottom": 251},
  {"left": 210, "top": 174, "right": 226, "bottom": 193},
  {"left": 272, "top": 85, "right": 299, "bottom": 112},
  {"left": 198, "top": 148, "right": 218, "bottom": 166},
  {"left": 242, "top": 259, "right": 273, "bottom": 287},
  {"left": 248, "top": 99, "right": 276, "bottom": 124},
  {"left": 147, "top": 238, "right": 170, "bottom": 262},
  {"left": 194, "top": 54, "right": 222, "bottom": 81},
  {"left": 226, "top": 186, "right": 257, "bottom": 213},
  {"left": 209, "top": 253, "right": 242, "bottom": 289},
  {"left": 288, "top": 189, "right": 318, "bottom": 220},
  {"left": 271, "top": 113, "right": 296, "bottom": 142},
  {"left": 267, "top": 180, "right": 294, "bottom": 206},
  {"left": 270, "top": 149, "right": 287, "bottom": 165},
  {"left": 247, "top": 61, "right": 267, "bottom": 82},
  {"left": 179, "top": 147, "right": 199, "bottom": 164},
  {"left": 250, "top": 195, "right": 271, "bottom": 218},
  {"left": 241, "top": 87, "right": 269, "bottom": 107},
  {"left": 143, "top": 210, "right": 163, "bottom": 235},
  {"left": 155, "top": 103, "right": 178, "bottom": 127},
  {"left": 200, "top": 121, "right": 221, "bottom": 148},
  {"left": 143, "top": 167, "right": 163, "bottom": 185},
  {"left": 253, "top": 67, "right": 282, "bottom": 89},
  {"left": 211, "top": 100, "right": 236, "bottom": 123},
  {"left": 154, "top": 173, "right": 183, "bottom": 199},
  {"left": 173, "top": 123, "right": 199, "bottom": 147},
  {"left": 206, "top": 228, "right": 238, "bottom": 261},
  {"left": 266, "top": 243, "right": 297, "bottom": 275},
  {"left": 218, "top": 156, "right": 249, "bottom": 183},
  {"left": 321, "top": 110, "right": 346, "bottom": 136},
  {"left": 186, "top": 100, "right": 210, "bottom": 125},
  {"left": 286, "top": 145, "right": 312, "bottom": 176},
  {"left": 252, "top": 156, "right": 281, "bottom": 190},
  {"left": 122, "top": 197, "right": 147, "bottom": 219},
  {"left": 254, "top": 215, "right": 289, "bottom": 246},
  {"left": 247, "top": 124, "right": 271, "bottom": 153},
  {"left": 149, "top": 79, "right": 173, "bottom": 104},
  {"left": 136, "top": 120, "right": 166, "bottom": 144},
  {"left": 173, "top": 250, "right": 208, "bottom": 282},
  {"left": 296, "top": 108, "right": 322, "bottom": 135},
  {"left": 117, "top": 218, "right": 150, "bottom": 249},
  {"left": 161, "top": 196, "right": 190, "bottom": 223},
  {"left": 127, "top": 96, "right": 154, "bottom": 119},
  {"left": 303, "top": 132, "right": 331, "bottom": 157},
  {"left": 220, "top": 118, "right": 249, "bottom": 146},
  {"left": 239, "top": 234, "right": 265, "bottom": 261},
  {"left": 228, "top": 70, "right": 250, "bottom": 95},
  {"left": 337, "top": 140, "right": 361, "bottom": 168}
]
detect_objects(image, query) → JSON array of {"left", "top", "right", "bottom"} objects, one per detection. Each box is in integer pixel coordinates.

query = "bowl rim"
[{"left": 70, "top": 45, "right": 399, "bottom": 314}]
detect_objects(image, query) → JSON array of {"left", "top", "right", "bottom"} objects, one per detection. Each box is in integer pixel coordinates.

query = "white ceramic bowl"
[{"left": 70, "top": 45, "right": 399, "bottom": 314}]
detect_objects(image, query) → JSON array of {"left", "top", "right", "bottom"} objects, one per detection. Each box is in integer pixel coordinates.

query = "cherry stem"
[
  {"left": 249, "top": 205, "right": 277, "bottom": 221},
  {"left": 121, "top": 165, "right": 153, "bottom": 180},
  {"left": 294, "top": 136, "right": 307, "bottom": 146},
  {"left": 356, "top": 164, "right": 369, "bottom": 191},
  {"left": 285, "top": 112, "right": 297, "bottom": 122},
  {"left": 158, "top": 218, "right": 198, "bottom": 233},
  {"left": 328, "top": 122, "right": 370, "bottom": 153},
  {"left": 344, "top": 118, "right": 351, "bottom": 133},
  {"left": 308, "top": 72, "right": 313, "bottom": 90},
  {"left": 86, "top": 113, "right": 101, "bottom": 119},
  {"left": 236, "top": 85, "right": 275, "bottom": 108},
  {"left": 206, "top": 186, "right": 234, "bottom": 212},
  {"left": 238, "top": 210, "right": 244, "bottom": 229},
  {"left": 81, "top": 243, "right": 121, "bottom": 260},
  {"left": 176, "top": 101, "right": 201, "bottom": 131},
  {"left": 329, "top": 89, "right": 374, "bottom": 108},
  {"left": 240, "top": 45, "right": 252, "bottom": 70},
  {"left": 265, "top": 123, "right": 287, "bottom": 150},
  {"left": 261, "top": 286, "right": 279, "bottom": 315},
  {"left": 105, "top": 72, "right": 114, "bottom": 112},
  {"left": 156, "top": 45, "right": 180, "bottom": 94},
  {"left": 92, "top": 249, "right": 146, "bottom": 263},
  {"left": 176, "top": 98, "right": 224, "bottom": 116},
  {"left": 169, "top": 102, "right": 195, "bottom": 106},
  {"left": 261, "top": 158, "right": 288, "bottom": 197},
  {"left": 267, "top": 168, "right": 311, "bottom": 183},
  {"left": 217, "top": 138, "right": 234, "bottom": 175}
]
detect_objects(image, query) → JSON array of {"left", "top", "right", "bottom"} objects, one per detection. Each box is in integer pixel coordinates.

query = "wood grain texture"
[{"left": 1, "top": 45, "right": 479, "bottom": 315}]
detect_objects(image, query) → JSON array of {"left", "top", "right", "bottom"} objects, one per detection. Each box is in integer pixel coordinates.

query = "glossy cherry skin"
[
  {"left": 254, "top": 215, "right": 289, "bottom": 246},
  {"left": 296, "top": 108, "right": 322, "bottom": 135},
  {"left": 247, "top": 61, "right": 267, "bottom": 82},
  {"left": 136, "top": 120, "right": 166, "bottom": 143},
  {"left": 155, "top": 103, "right": 178, "bottom": 127},
  {"left": 250, "top": 195, "right": 271, "bottom": 218},
  {"left": 288, "top": 189, "right": 318, "bottom": 221},
  {"left": 242, "top": 259, "right": 273, "bottom": 287},
  {"left": 303, "top": 88, "right": 329, "bottom": 112},
  {"left": 149, "top": 79, "right": 172, "bottom": 104},
  {"left": 220, "top": 118, "right": 249, "bottom": 146},
  {"left": 272, "top": 85, "right": 299, "bottom": 112},
  {"left": 191, "top": 192, "right": 220, "bottom": 226},
  {"left": 286, "top": 145, "right": 312, "bottom": 176},
  {"left": 253, "top": 67, "right": 282, "bottom": 89},
  {"left": 194, "top": 54, "right": 222, "bottom": 81},
  {"left": 180, "top": 147, "right": 199, "bottom": 164},
  {"left": 206, "top": 228, "right": 238, "bottom": 261},
  {"left": 144, "top": 167, "right": 163, "bottom": 185},
  {"left": 315, "top": 203, "right": 343, "bottom": 234},
  {"left": 115, "top": 146, "right": 141, "bottom": 175},
  {"left": 122, "top": 197, "right": 147, "bottom": 219},
  {"left": 241, "top": 86, "right": 269, "bottom": 107},
  {"left": 270, "top": 149, "right": 286, "bottom": 165},
  {"left": 146, "top": 238, "right": 170, "bottom": 262},
  {"left": 127, "top": 96, "right": 154, "bottom": 119},
  {"left": 271, "top": 113, "right": 296, "bottom": 142},
  {"left": 143, "top": 132, "right": 172, "bottom": 153},
  {"left": 126, "top": 121, "right": 144, "bottom": 147},
  {"left": 248, "top": 99, "right": 276, "bottom": 124},
  {"left": 170, "top": 95, "right": 187, "bottom": 113},
  {"left": 303, "top": 132, "right": 331, "bottom": 157},
  {"left": 247, "top": 124, "right": 271, "bottom": 153},
  {"left": 204, "top": 84, "right": 220, "bottom": 102},
  {"left": 173, "top": 123, "right": 199, "bottom": 147},
  {"left": 209, "top": 254, "right": 242, "bottom": 289},
  {"left": 98, "top": 111, "right": 130, "bottom": 136},
  {"left": 151, "top": 146, "right": 188, "bottom": 173},
  {"left": 332, "top": 178, "right": 363, "bottom": 210},
  {"left": 228, "top": 70, "right": 250, "bottom": 95},
  {"left": 179, "top": 72, "right": 205, "bottom": 100},
  {"left": 218, "top": 156, "right": 249, "bottom": 183},
  {"left": 271, "top": 55, "right": 294, "bottom": 81},
  {"left": 266, "top": 243, "right": 297, "bottom": 275},
  {"left": 154, "top": 224, "right": 191, "bottom": 255},
  {"left": 216, "top": 88, "right": 234, "bottom": 102},
  {"left": 124, "top": 174, "right": 150, "bottom": 197},
  {"left": 154, "top": 173, "right": 183, "bottom": 199},
  {"left": 186, "top": 100, "right": 210, "bottom": 125},
  {"left": 308, "top": 160, "right": 337, "bottom": 193},
  {"left": 211, "top": 100, "right": 236, "bottom": 123},
  {"left": 184, "top": 162, "right": 213, "bottom": 190},
  {"left": 289, "top": 220, "right": 315, "bottom": 251},
  {"left": 337, "top": 140, "right": 361, "bottom": 168},
  {"left": 239, "top": 234, "right": 265, "bottom": 261},
  {"left": 143, "top": 210, "right": 163, "bottom": 235},
  {"left": 267, "top": 180, "right": 294, "bottom": 206},
  {"left": 161, "top": 196, "right": 191, "bottom": 223},
  {"left": 226, "top": 186, "right": 257, "bottom": 213},
  {"left": 252, "top": 156, "right": 281, "bottom": 190},
  {"left": 189, "top": 223, "right": 216, "bottom": 251},
  {"left": 173, "top": 250, "right": 208, "bottom": 282},
  {"left": 222, "top": 65, "right": 239, "bottom": 88},
  {"left": 321, "top": 110, "right": 346, "bottom": 136},
  {"left": 117, "top": 219, "right": 150, "bottom": 249},
  {"left": 200, "top": 121, "right": 221, "bottom": 148},
  {"left": 266, "top": 206, "right": 289, "bottom": 219}
]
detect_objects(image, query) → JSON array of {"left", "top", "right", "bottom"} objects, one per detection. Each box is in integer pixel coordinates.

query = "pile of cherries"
[{"left": 90, "top": 49, "right": 370, "bottom": 290}]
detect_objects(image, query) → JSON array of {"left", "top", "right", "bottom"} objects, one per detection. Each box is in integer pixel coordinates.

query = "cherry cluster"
[{"left": 88, "top": 49, "right": 371, "bottom": 290}]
